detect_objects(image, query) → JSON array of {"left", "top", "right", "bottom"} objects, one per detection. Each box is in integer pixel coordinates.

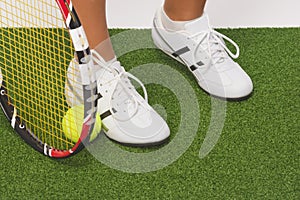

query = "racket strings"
[{"left": 0, "top": 0, "right": 80, "bottom": 149}]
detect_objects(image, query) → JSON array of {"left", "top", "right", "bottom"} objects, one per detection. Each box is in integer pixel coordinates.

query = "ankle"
[
  {"left": 161, "top": 8, "right": 203, "bottom": 32},
  {"left": 93, "top": 38, "right": 116, "bottom": 62}
]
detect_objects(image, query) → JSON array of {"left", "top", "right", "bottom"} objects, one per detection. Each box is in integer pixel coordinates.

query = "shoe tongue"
[{"left": 184, "top": 14, "right": 210, "bottom": 34}]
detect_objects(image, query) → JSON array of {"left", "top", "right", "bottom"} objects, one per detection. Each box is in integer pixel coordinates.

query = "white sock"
[{"left": 161, "top": 8, "right": 195, "bottom": 32}]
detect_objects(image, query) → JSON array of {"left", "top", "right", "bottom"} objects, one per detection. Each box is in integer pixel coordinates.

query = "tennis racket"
[{"left": 0, "top": 0, "right": 98, "bottom": 158}]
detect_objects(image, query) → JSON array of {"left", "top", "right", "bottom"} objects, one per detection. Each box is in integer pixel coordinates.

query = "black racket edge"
[
  {"left": 0, "top": 80, "right": 96, "bottom": 159},
  {"left": 0, "top": 84, "right": 75, "bottom": 157}
]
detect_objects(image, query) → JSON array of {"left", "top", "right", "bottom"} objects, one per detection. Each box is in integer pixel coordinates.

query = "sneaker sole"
[
  {"left": 100, "top": 122, "right": 170, "bottom": 147},
  {"left": 105, "top": 134, "right": 170, "bottom": 148}
]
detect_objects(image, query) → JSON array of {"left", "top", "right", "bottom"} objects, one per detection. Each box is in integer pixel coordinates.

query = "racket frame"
[{"left": 0, "top": 0, "right": 97, "bottom": 158}]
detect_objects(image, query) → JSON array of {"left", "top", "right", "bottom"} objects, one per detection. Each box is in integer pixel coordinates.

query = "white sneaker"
[
  {"left": 152, "top": 8, "right": 253, "bottom": 100},
  {"left": 65, "top": 51, "right": 170, "bottom": 146}
]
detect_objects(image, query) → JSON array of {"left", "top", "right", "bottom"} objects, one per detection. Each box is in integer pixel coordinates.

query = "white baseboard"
[{"left": 107, "top": 0, "right": 300, "bottom": 28}]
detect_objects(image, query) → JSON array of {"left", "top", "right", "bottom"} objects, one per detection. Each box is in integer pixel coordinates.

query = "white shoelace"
[
  {"left": 189, "top": 29, "right": 240, "bottom": 65},
  {"left": 91, "top": 50, "right": 149, "bottom": 121}
]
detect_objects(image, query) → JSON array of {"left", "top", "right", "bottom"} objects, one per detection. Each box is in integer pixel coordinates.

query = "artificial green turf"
[{"left": 0, "top": 28, "right": 299, "bottom": 199}]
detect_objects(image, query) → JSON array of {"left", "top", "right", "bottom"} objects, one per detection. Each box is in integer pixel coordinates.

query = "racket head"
[{"left": 0, "top": 0, "right": 98, "bottom": 158}]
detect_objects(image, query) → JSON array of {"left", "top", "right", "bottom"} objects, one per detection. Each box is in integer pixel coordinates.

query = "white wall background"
[{"left": 106, "top": 0, "right": 300, "bottom": 28}]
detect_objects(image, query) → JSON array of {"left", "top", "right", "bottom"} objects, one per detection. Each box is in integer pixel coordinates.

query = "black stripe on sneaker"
[
  {"left": 190, "top": 65, "right": 198, "bottom": 71},
  {"left": 197, "top": 61, "right": 205, "bottom": 66},
  {"left": 100, "top": 110, "right": 112, "bottom": 120},
  {"left": 112, "top": 108, "right": 117, "bottom": 113},
  {"left": 172, "top": 46, "right": 190, "bottom": 57},
  {"left": 94, "top": 93, "right": 103, "bottom": 108},
  {"left": 96, "top": 93, "right": 103, "bottom": 100}
]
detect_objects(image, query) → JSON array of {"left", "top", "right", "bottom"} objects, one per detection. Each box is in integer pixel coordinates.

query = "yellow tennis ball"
[{"left": 62, "top": 105, "right": 101, "bottom": 142}]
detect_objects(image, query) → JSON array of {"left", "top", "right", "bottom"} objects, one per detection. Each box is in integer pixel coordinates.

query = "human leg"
[
  {"left": 164, "top": 0, "right": 207, "bottom": 21},
  {"left": 73, "top": 0, "right": 115, "bottom": 61}
]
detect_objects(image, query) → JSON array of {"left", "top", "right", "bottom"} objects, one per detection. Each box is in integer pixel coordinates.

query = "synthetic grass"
[{"left": 0, "top": 28, "right": 299, "bottom": 199}]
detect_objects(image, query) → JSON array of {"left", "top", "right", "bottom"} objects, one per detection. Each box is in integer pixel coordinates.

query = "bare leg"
[
  {"left": 72, "top": 0, "right": 115, "bottom": 61},
  {"left": 164, "top": 0, "right": 207, "bottom": 21}
]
